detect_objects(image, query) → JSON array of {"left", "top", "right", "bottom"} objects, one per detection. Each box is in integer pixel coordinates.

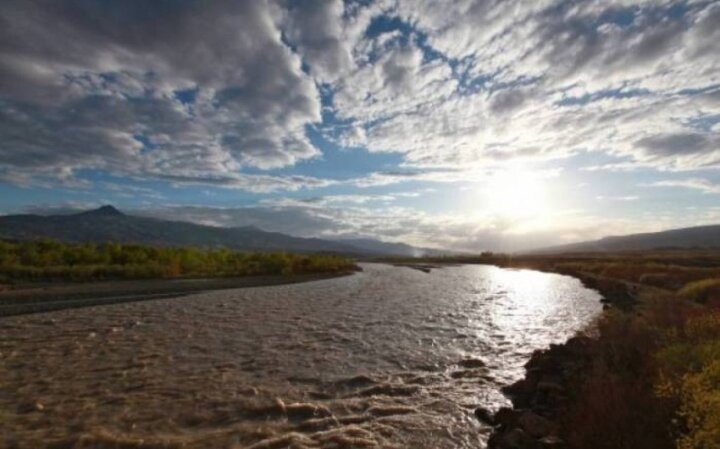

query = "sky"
[{"left": 0, "top": 0, "right": 719, "bottom": 252}]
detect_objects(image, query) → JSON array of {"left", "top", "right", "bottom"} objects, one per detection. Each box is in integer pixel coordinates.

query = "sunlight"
[{"left": 486, "top": 170, "right": 549, "bottom": 219}]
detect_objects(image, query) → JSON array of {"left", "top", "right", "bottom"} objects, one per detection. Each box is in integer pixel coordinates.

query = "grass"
[{"left": 0, "top": 239, "right": 358, "bottom": 285}]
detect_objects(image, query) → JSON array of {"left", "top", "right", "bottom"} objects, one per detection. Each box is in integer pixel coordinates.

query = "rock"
[
  {"left": 517, "top": 411, "right": 554, "bottom": 438},
  {"left": 458, "top": 358, "right": 486, "bottom": 368},
  {"left": 537, "top": 381, "right": 565, "bottom": 394},
  {"left": 474, "top": 407, "right": 495, "bottom": 426},
  {"left": 525, "top": 367, "right": 544, "bottom": 384},
  {"left": 539, "top": 435, "right": 567, "bottom": 449},
  {"left": 488, "top": 428, "right": 540, "bottom": 449},
  {"left": 494, "top": 407, "right": 521, "bottom": 428},
  {"left": 502, "top": 378, "right": 536, "bottom": 398}
]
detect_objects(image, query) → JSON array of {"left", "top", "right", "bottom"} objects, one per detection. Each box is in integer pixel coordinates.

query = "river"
[{"left": 0, "top": 263, "right": 602, "bottom": 449}]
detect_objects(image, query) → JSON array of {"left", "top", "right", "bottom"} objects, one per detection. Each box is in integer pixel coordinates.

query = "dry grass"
[{"left": 679, "top": 279, "right": 720, "bottom": 305}]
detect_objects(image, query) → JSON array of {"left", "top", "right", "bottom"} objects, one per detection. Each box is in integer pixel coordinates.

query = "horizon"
[
  {"left": 5, "top": 203, "right": 720, "bottom": 254},
  {"left": 1, "top": 1, "right": 719, "bottom": 252}
]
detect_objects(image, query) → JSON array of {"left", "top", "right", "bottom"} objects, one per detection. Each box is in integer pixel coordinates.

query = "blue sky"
[{"left": 0, "top": 0, "right": 719, "bottom": 251}]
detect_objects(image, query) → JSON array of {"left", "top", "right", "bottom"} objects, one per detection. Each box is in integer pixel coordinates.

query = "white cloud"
[
  {"left": 282, "top": 0, "right": 354, "bottom": 82},
  {"left": 2, "top": 0, "right": 719, "bottom": 187},
  {"left": 596, "top": 195, "right": 641, "bottom": 201},
  {"left": 644, "top": 177, "right": 720, "bottom": 194},
  {"left": 325, "top": 0, "right": 720, "bottom": 172}
]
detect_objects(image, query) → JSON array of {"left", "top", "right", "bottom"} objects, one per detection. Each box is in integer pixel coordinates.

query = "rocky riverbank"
[
  {"left": 478, "top": 335, "right": 596, "bottom": 448},
  {"left": 480, "top": 270, "right": 640, "bottom": 449}
]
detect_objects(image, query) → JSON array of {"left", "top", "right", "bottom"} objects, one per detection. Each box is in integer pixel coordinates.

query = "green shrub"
[{"left": 0, "top": 239, "right": 357, "bottom": 283}]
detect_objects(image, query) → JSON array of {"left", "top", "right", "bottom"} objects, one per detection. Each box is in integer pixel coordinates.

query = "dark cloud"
[
  {"left": 489, "top": 87, "right": 536, "bottom": 115},
  {"left": 636, "top": 132, "right": 715, "bottom": 157},
  {"left": 0, "top": 0, "right": 321, "bottom": 186},
  {"left": 532, "top": 2, "right": 690, "bottom": 84}
]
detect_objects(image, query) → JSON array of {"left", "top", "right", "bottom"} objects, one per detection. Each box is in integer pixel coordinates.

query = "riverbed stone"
[
  {"left": 517, "top": 410, "right": 554, "bottom": 438},
  {"left": 474, "top": 407, "right": 495, "bottom": 426},
  {"left": 493, "top": 407, "right": 521, "bottom": 428},
  {"left": 539, "top": 435, "right": 568, "bottom": 449},
  {"left": 537, "top": 380, "right": 565, "bottom": 394},
  {"left": 488, "top": 427, "right": 540, "bottom": 449}
]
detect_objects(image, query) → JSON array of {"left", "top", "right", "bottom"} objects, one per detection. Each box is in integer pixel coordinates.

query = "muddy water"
[{"left": 0, "top": 264, "right": 601, "bottom": 449}]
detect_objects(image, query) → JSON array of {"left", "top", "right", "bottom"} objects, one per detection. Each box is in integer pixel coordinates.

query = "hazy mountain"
[
  {"left": 0, "top": 205, "right": 432, "bottom": 257},
  {"left": 530, "top": 224, "right": 720, "bottom": 254},
  {"left": 332, "top": 238, "right": 448, "bottom": 257}
]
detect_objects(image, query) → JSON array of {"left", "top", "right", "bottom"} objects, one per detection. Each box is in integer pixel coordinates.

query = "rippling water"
[{"left": 0, "top": 264, "right": 601, "bottom": 449}]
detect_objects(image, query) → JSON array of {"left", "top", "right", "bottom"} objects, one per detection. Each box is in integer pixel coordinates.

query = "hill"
[
  {"left": 0, "top": 206, "right": 428, "bottom": 256},
  {"left": 331, "top": 238, "right": 446, "bottom": 258},
  {"left": 530, "top": 224, "right": 720, "bottom": 254}
]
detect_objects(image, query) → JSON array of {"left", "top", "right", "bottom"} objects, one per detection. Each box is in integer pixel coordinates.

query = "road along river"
[{"left": 0, "top": 263, "right": 602, "bottom": 449}]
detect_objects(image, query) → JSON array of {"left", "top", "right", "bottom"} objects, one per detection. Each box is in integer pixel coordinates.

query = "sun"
[{"left": 486, "top": 170, "right": 549, "bottom": 219}]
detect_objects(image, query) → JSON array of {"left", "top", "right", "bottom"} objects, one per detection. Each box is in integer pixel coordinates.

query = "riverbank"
[
  {"left": 486, "top": 257, "right": 719, "bottom": 449},
  {"left": 0, "top": 271, "right": 355, "bottom": 317},
  {"left": 397, "top": 252, "right": 720, "bottom": 449},
  {"left": 479, "top": 278, "right": 678, "bottom": 449}
]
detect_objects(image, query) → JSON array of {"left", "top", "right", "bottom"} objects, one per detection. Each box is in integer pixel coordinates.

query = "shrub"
[
  {"left": 0, "top": 239, "right": 357, "bottom": 283},
  {"left": 679, "top": 279, "right": 720, "bottom": 304},
  {"left": 675, "top": 360, "right": 720, "bottom": 449}
]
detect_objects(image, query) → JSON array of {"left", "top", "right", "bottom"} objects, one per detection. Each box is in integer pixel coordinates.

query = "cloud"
[
  {"left": 0, "top": 0, "right": 321, "bottom": 187},
  {"left": 636, "top": 132, "right": 717, "bottom": 157},
  {"left": 282, "top": 0, "right": 354, "bottom": 82},
  {"left": 644, "top": 177, "right": 720, "bottom": 194},
  {"left": 0, "top": 0, "right": 718, "bottom": 199},
  {"left": 152, "top": 173, "right": 338, "bottom": 193},
  {"left": 596, "top": 195, "right": 641, "bottom": 201},
  {"left": 325, "top": 0, "right": 720, "bottom": 171}
]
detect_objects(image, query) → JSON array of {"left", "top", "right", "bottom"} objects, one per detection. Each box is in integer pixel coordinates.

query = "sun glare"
[{"left": 486, "top": 170, "right": 549, "bottom": 219}]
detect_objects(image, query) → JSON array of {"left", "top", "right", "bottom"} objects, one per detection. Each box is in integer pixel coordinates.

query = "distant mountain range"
[
  {"left": 0, "top": 205, "right": 441, "bottom": 257},
  {"left": 530, "top": 224, "right": 720, "bottom": 254}
]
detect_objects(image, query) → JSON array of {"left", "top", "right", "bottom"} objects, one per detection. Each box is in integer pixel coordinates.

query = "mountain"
[
  {"left": 332, "top": 238, "right": 448, "bottom": 257},
  {"left": 530, "top": 224, "right": 720, "bottom": 254},
  {"left": 0, "top": 206, "right": 427, "bottom": 256}
]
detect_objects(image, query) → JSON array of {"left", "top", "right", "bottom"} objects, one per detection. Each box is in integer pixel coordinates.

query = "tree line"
[{"left": 0, "top": 239, "right": 357, "bottom": 283}]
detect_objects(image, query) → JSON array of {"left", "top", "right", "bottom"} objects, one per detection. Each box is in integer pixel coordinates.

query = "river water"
[{"left": 0, "top": 264, "right": 602, "bottom": 449}]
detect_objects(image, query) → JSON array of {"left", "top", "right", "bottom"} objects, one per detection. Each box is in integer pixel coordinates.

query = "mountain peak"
[{"left": 81, "top": 205, "right": 124, "bottom": 217}]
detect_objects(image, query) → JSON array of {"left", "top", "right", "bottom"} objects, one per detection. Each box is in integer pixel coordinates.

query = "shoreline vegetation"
[
  {"left": 382, "top": 251, "right": 720, "bottom": 449},
  {"left": 0, "top": 239, "right": 359, "bottom": 285},
  {"left": 0, "top": 239, "right": 359, "bottom": 316}
]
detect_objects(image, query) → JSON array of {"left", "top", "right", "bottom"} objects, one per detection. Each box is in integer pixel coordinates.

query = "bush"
[
  {"left": 0, "top": 239, "right": 358, "bottom": 283},
  {"left": 675, "top": 360, "right": 720, "bottom": 449},
  {"left": 656, "top": 313, "right": 720, "bottom": 449},
  {"left": 679, "top": 279, "right": 720, "bottom": 304}
]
